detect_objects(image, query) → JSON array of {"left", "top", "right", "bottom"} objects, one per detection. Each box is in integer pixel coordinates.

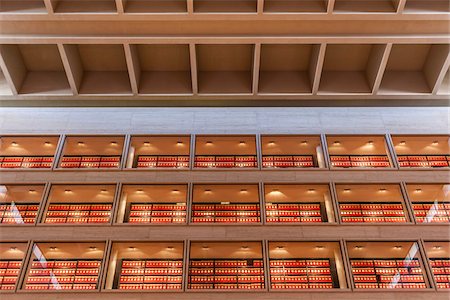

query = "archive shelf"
[
  {"left": 50, "top": 0, "right": 118, "bottom": 14},
  {"left": 333, "top": 0, "right": 399, "bottom": 13},
  {"left": 193, "top": 0, "right": 257, "bottom": 13},
  {"left": 392, "top": 135, "right": 450, "bottom": 168},
  {"left": 261, "top": 135, "right": 325, "bottom": 168},
  {"left": 264, "top": 184, "right": 336, "bottom": 223},
  {"left": 127, "top": 135, "right": 190, "bottom": 169},
  {"left": 268, "top": 242, "right": 347, "bottom": 289},
  {"left": 0, "top": 44, "right": 71, "bottom": 95},
  {"left": 263, "top": 0, "right": 328, "bottom": 13},
  {"left": 258, "top": 44, "right": 320, "bottom": 94},
  {"left": 379, "top": 44, "right": 450, "bottom": 95},
  {"left": 0, "top": 185, "right": 44, "bottom": 225},
  {"left": 130, "top": 44, "right": 192, "bottom": 94},
  {"left": 326, "top": 135, "right": 393, "bottom": 169},
  {"left": 60, "top": 44, "right": 132, "bottom": 95},
  {"left": 124, "top": 0, "right": 188, "bottom": 13},
  {"left": 0, "top": 136, "right": 59, "bottom": 169},
  {"left": 58, "top": 136, "right": 124, "bottom": 169},
  {"left": 23, "top": 242, "right": 105, "bottom": 290},
  {"left": 406, "top": 183, "right": 450, "bottom": 224},
  {"left": 336, "top": 184, "right": 408, "bottom": 223},
  {"left": 42, "top": 184, "right": 116, "bottom": 225},
  {"left": 0, "top": 243, "right": 27, "bottom": 291},
  {"left": 424, "top": 241, "right": 450, "bottom": 289},
  {"left": 116, "top": 185, "right": 187, "bottom": 224},
  {"left": 347, "top": 241, "right": 428, "bottom": 289},
  {"left": 319, "top": 44, "right": 388, "bottom": 94},
  {"left": 403, "top": 0, "right": 450, "bottom": 14},
  {"left": 191, "top": 184, "right": 260, "bottom": 224},
  {"left": 105, "top": 242, "right": 184, "bottom": 290},
  {"left": 194, "top": 136, "right": 257, "bottom": 169},
  {"left": 0, "top": 0, "right": 46, "bottom": 14},
  {"left": 196, "top": 44, "right": 254, "bottom": 94},
  {"left": 188, "top": 242, "right": 265, "bottom": 290}
]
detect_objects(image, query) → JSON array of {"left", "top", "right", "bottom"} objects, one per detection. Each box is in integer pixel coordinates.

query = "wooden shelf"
[
  {"left": 124, "top": 0, "right": 188, "bottom": 13},
  {"left": 319, "top": 44, "right": 385, "bottom": 94},
  {"left": 333, "top": 0, "right": 398, "bottom": 13},
  {"left": 0, "top": 44, "right": 71, "bottom": 95},
  {"left": 133, "top": 44, "right": 192, "bottom": 94},
  {"left": 259, "top": 44, "right": 318, "bottom": 94},
  {"left": 197, "top": 44, "right": 254, "bottom": 94},
  {"left": 51, "top": 0, "right": 118, "bottom": 14},
  {"left": 264, "top": 0, "right": 327, "bottom": 13},
  {"left": 62, "top": 44, "right": 132, "bottom": 95},
  {"left": 0, "top": 0, "right": 46, "bottom": 14},
  {"left": 437, "top": 68, "right": 450, "bottom": 95},
  {"left": 379, "top": 44, "right": 449, "bottom": 95},
  {"left": 193, "top": 0, "right": 257, "bottom": 13},
  {"left": 404, "top": 0, "right": 450, "bottom": 14}
]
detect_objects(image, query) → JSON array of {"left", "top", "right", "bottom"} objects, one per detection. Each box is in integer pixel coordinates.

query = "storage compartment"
[
  {"left": 194, "top": 135, "right": 257, "bottom": 169},
  {"left": 42, "top": 184, "right": 116, "bottom": 225},
  {"left": 319, "top": 44, "right": 388, "bottom": 94},
  {"left": 58, "top": 136, "right": 124, "bottom": 169},
  {"left": 261, "top": 135, "right": 325, "bottom": 168},
  {"left": 264, "top": 0, "right": 328, "bottom": 13},
  {"left": 0, "top": 242, "right": 28, "bottom": 291},
  {"left": 188, "top": 241, "right": 265, "bottom": 290},
  {"left": 392, "top": 135, "right": 450, "bottom": 168},
  {"left": 379, "top": 44, "right": 450, "bottom": 94},
  {"left": 424, "top": 241, "right": 450, "bottom": 289},
  {"left": 23, "top": 242, "right": 105, "bottom": 290},
  {"left": 124, "top": 0, "right": 187, "bottom": 13},
  {"left": 268, "top": 241, "right": 347, "bottom": 289},
  {"left": 258, "top": 44, "right": 322, "bottom": 94},
  {"left": 192, "top": 184, "right": 260, "bottom": 224},
  {"left": 264, "top": 184, "right": 335, "bottom": 223},
  {"left": 334, "top": 0, "right": 399, "bottom": 13},
  {"left": 193, "top": 0, "right": 257, "bottom": 13},
  {"left": 127, "top": 135, "right": 190, "bottom": 169},
  {"left": 0, "top": 184, "right": 44, "bottom": 225},
  {"left": 105, "top": 242, "right": 184, "bottom": 290},
  {"left": 0, "top": 136, "right": 59, "bottom": 169},
  {"left": 326, "top": 135, "right": 393, "bottom": 169},
  {"left": 347, "top": 241, "right": 429, "bottom": 289},
  {"left": 404, "top": 0, "right": 450, "bottom": 13},
  {"left": 406, "top": 183, "right": 450, "bottom": 224},
  {"left": 61, "top": 44, "right": 132, "bottom": 95},
  {"left": 51, "top": 0, "right": 117, "bottom": 13},
  {"left": 116, "top": 185, "right": 187, "bottom": 224},
  {"left": 0, "top": 44, "right": 71, "bottom": 95},
  {"left": 0, "top": 0, "right": 46, "bottom": 14},
  {"left": 131, "top": 44, "right": 192, "bottom": 94},
  {"left": 196, "top": 44, "right": 254, "bottom": 94},
  {"left": 336, "top": 184, "right": 408, "bottom": 223}
]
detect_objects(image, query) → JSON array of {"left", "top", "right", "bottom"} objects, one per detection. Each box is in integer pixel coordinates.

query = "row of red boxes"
[
  {"left": 267, "top": 210, "right": 322, "bottom": 217},
  {"left": 430, "top": 259, "right": 450, "bottom": 267},
  {"left": 29, "top": 268, "right": 99, "bottom": 276},
  {"left": 412, "top": 203, "right": 450, "bottom": 210},
  {"left": 31, "top": 260, "right": 101, "bottom": 269},
  {"left": 25, "top": 283, "right": 97, "bottom": 290},
  {"left": 192, "top": 217, "right": 260, "bottom": 223},
  {"left": 270, "top": 260, "right": 330, "bottom": 268},
  {"left": 190, "top": 268, "right": 264, "bottom": 275},
  {"left": 190, "top": 260, "right": 263, "bottom": 268},
  {"left": 350, "top": 259, "right": 420, "bottom": 268},
  {"left": 44, "top": 204, "right": 113, "bottom": 224},
  {"left": 60, "top": 156, "right": 121, "bottom": 169},
  {"left": 271, "top": 283, "right": 333, "bottom": 289},
  {"left": 415, "top": 216, "right": 450, "bottom": 223},
  {"left": 432, "top": 268, "right": 450, "bottom": 275},
  {"left": 331, "top": 156, "right": 389, "bottom": 162},
  {"left": 193, "top": 204, "right": 259, "bottom": 210},
  {"left": 129, "top": 211, "right": 186, "bottom": 217},
  {"left": 189, "top": 276, "right": 264, "bottom": 283},
  {"left": 330, "top": 155, "right": 390, "bottom": 168},
  {"left": 137, "top": 156, "right": 188, "bottom": 162},
  {"left": 340, "top": 203, "right": 404, "bottom": 210},
  {"left": 430, "top": 258, "right": 450, "bottom": 289},
  {"left": 398, "top": 155, "right": 450, "bottom": 168},
  {"left": 266, "top": 216, "right": 322, "bottom": 223},
  {"left": 46, "top": 211, "right": 111, "bottom": 217},
  {"left": 193, "top": 211, "right": 259, "bottom": 217},
  {"left": 0, "top": 156, "right": 53, "bottom": 169},
  {"left": 271, "top": 269, "right": 331, "bottom": 276},
  {"left": 354, "top": 275, "right": 425, "bottom": 283},
  {"left": 137, "top": 156, "right": 189, "bottom": 169},
  {"left": 196, "top": 156, "right": 257, "bottom": 162},
  {"left": 119, "top": 283, "right": 182, "bottom": 290},
  {"left": 0, "top": 204, "right": 38, "bottom": 224},
  {"left": 26, "top": 276, "right": 98, "bottom": 284},
  {"left": 262, "top": 155, "right": 314, "bottom": 168},
  {"left": 122, "top": 260, "right": 183, "bottom": 268},
  {"left": 271, "top": 275, "right": 332, "bottom": 283},
  {"left": 194, "top": 162, "right": 257, "bottom": 168},
  {"left": 128, "top": 217, "right": 186, "bottom": 223},
  {"left": 194, "top": 156, "right": 257, "bottom": 168},
  {"left": 130, "top": 204, "right": 186, "bottom": 211},
  {"left": 0, "top": 260, "right": 22, "bottom": 289},
  {"left": 355, "top": 283, "right": 427, "bottom": 289},
  {"left": 120, "top": 268, "right": 183, "bottom": 276},
  {"left": 352, "top": 267, "right": 423, "bottom": 275},
  {"left": 45, "top": 217, "right": 110, "bottom": 224},
  {"left": 119, "top": 276, "right": 182, "bottom": 283},
  {"left": 266, "top": 203, "right": 321, "bottom": 211},
  {"left": 48, "top": 204, "right": 112, "bottom": 211},
  {"left": 188, "top": 283, "right": 264, "bottom": 289}
]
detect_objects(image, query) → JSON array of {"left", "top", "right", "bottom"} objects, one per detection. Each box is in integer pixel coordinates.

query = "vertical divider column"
[
  {"left": 417, "top": 239, "right": 437, "bottom": 290},
  {"left": 187, "top": 0, "right": 194, "bottom": 14},
  {"left": 257, "top": 0, "right": 264, "bottom": 14},
  {"left": 189, "top": 134, "right": 196, "bottom": 170},
  {"left": 189, "top": 44, "right": 199, "bottom": 95},
  {"left": 58, "top": 44, "right": 82, "bottom": 95},
  {"left": 329, "top": 182, "right": 341, "bottom": 224},
  {"left": 384, "top": 133, "right": 399, "bottom": 169},
  {"left": 400, "top": 182, "right": 416, "bottom": 224},
  {"left": 310, "top": 43, "right": 326, "bottom": 95},
  {"left": 36, "top": 182, "right": 53, "bottom": 225},
  {"left": 431, "top": 48, "right": 450, "bottom": 95},
  {"left": 99, "top": 239, "right": 113, "bottom": 291},
  {"left": 340, "top": 239, "right": 354, "bottom": 291},
  {"left": 115, "top": 0, "right": 125, "bottom": 13},
  {"left": 320, "top": 134, "right": 331, "bottom": 169},
  {"left": 110, "top": 183, "right": 123, "bottom": 225},
  {"left": 183, "top": 240, "right": 191, "bottom": 291},
  {"left": 252, "top": 43, "right": 261, "bottom": 95},
  {"left": 369, "top": 43, "right": 392, "bottom": 95},
  {"left": 262, "top": 240, "right": 270, "bottom": 291},
  {"left": 259, "top": 182, "right": 266, "bottom": 224},
  {"left": 16, "top": 240, "right": 34, "bottom": 292},
  {"left": 124, "top": 43, "right": 140, "bottom": 95},
  {"left": 43, "top": 0, "right": 55, "bottom": 14},
  {"left": 52, "top": 133, "right": 66, "bottom": 170},
  {"left": 120, "top": 134, "right": 132, "bottom": 169},
  {"left": 256, "top": 134, "right": 263, "bottom": 170},
  {"left": 396, "top": 0, "right": 407, "bottom": 13},
  {"left": 327, "top": 0, "right": 336, "bottom": 14},
  {"left": 187, "top": 182, "right": 193, "bottom": 224}
]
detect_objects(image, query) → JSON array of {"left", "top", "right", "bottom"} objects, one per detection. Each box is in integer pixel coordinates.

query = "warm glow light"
[
  {"left": 433, "top": 246, "right": 442, "bottom": 250},
  {"left": 110, "top": 141, "right": 117, "bottom": 146},
  {"left": 240, "top": 189, "right": 248, "bottom": 193},
  {"left": 136, "top": 189, "right": 144, "bottom": 194},
  {"left": 333, "top": 141, "right": 341, "bottom": 146},
  {"left": 343, "top": 188, "right": 351, "bottom": 193},
  {"left": 202, "top": 246, "right": 209, "bottom": 250},
  {"left": 301, "top": 141, "right": 308, "bottom": 145},
  {"left": 239, "top": 141, "right": 246, "bottom": 145},
  {"left": 307, "top": 189, "right": 316, "bottom": 193},
  {"left": 268, "top": 141, "right": 275, "bottom": 146},
  {"left": 143, "top": 142, "right": 150, "bottom": 146},
  {"left": 9, "top": 247, "right": 17, "bottom": 251},
  {"left": 415, "top": 189, "right": 422, "bottom": 193},
  {"left": 44, "top": 141, "right": 52, "bottom": 146},
  {"left": 367, "top": 141, "right": 374, "bottom": 145},
  {"left": 167, "top": 246, "right": 175, "bottom": 250},
  {"left": 379, "top": 188, "right": 387, "bottom": 193},
  {"left": 11, "top": 142, "right": 18, "bottom": 146},
  {"left": 240, "top": 246, "right": 249, "bottom": 250},
  {"left": 64, "top": 189, "right": 72, "bottom": 193},
  {"left": 172, "top": 189, "right": 180, "bottom": 193},
  {"left": 77, "top": 141, "right": 84, "bottom": 146},
  {"left": 89, "top": 246, "right": 97, "bottom": 251},
  {"left": 176, "top": 141, "right": 184, "bottom": 145},
  {"left": 399, "top": 141, "right": 406, "bottom": 146},
  {"left": 315, "top": 246, "right": 325, "bottom": 250},
  {"left": 100, "top": 189, "right": 108, "bottom": 193},
  {"left": 355, "top": 246, "right": 363, "bottom": 250},
  {"left": 128, "top": 247, "right": 136, "bottom": 251},
  {"left": 49, "top": 247, "right": 57, "bottom": 251},
  {"left": 432, "top": 141, "right": 439, "bottom": 146},
  {"left": 204, "top": 189, "right": 212, "bottom": 193},
  {"left": 276, "top": 246, "right": 284, "bottom": 250},
  {"left": 206, "top": 141, "right": 213, "bottom": 145},
  {"left": 28, "top": 189, "right": 36, "bottom": 193},
  {"left": 394, "top": 246, "right": 402, "bottom": 250}
]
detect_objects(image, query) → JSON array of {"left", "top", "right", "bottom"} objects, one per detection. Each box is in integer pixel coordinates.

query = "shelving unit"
[
  {"left": 0, "top": 203, "right": 39, "bottom": 224},
  {"left": 125, "top": 203, "right": 186, "bottom": 224},
  {"left": 135, "top": 156, "right": 189, "bottom": 168},
  {"left": 60, "top": 156, "right": 121, "bottom": 169},
  {"left": 196, "top": 44, "right": 254, "bottom": 94},
  {"left": 266, "top": 203, "right": 323, "bottom": 223},
  {"left": 0, "top": 0, "right": 46, "bottom": 14},
  {"left": 0, "top": 44, "right": 71, "bottom": 95},
  {"left": 379, "top": 44, "right": 450, "bottom": 94},
  {"left": 0, "top": 185, "right": 44, "bottom": 225},
  {"left": 0, "top": 243, "right": 27, "bottom": 291},
  {"left": 50, "top": 0, "right": 118, "bottom": 14},
  {"left": 339, "top": 203, "right": 406, "bottom": 223},
  {"left": 406, "top": 184, "right": 450, "bottom": 223},
  {"left": 403, "top": 0, "right": 450, "bottom": 14},
  {"left": 60, "top": 44, "right": 132, "bottom": 95},
  {"left": 132, "top": 44, "right": 192, "bottom": 94},
  {"left": 193, "top": 0, "right": 257, "bottom": 13},
  {"left": 319, "top": 44, "right": 387, "bottom": 94},
  {"left": 424, "top": 241, "right": 450, "bottom": 289},
  {"left": 264, "top": 0, "right": 328, "bottom": 13},
  {"left": 333, "top": 0, "right": 399, "bottom": 13},
  {"left": 0, "top": 156, "right": 54, "bottom": 169},
  {"left": 258, "top": 44, "right": 320, "bottom": 94},
  {"left": 124, "top": 0, "right": 188, "bottom": 13}
]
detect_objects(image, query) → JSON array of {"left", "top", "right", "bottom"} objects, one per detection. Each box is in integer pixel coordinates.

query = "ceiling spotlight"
[
  {"left": 240, "top": 189, "right": 248, "bottom": 193},
  {"left": 240, "top": 246, "right": 249, "bottom": 250},
  {"left": 354, "top": 246, "right": 364, "bottom": 250},
  {"left": 11, "top": 142, "right": 18, "bottom": 146},
  {"left": 333, "top": 141, "right": 341, "bottom": 146},
  {"left": 89, "top": 246, "right": 97, "bottom": 251},
  {"left": 239, "top": 141, "right": 246, "bottom": 145},
  {"left": 166, "top": 246, "right": 175, "bottom": 250},
  {"left": 276, "top": 246, "right": 284, "bottom": 250},
  {"left": 394, "top": 246, "right": 403, "bottom": 250},
  {"left": 49, "top": 247, "right": 57, "bottom": 251},
  {"left": 379, "top": 188, "right": 387, "bottom": 192},
  {"left": 367, "top": 141, "right": 374, "bottom": 145},
  {"left": 206, "top": 141, "right": 213, "bottom": 145},
  {"left": 301, "top": 141, "right": 308, "bottom": 145},
  {"left": 9, "top": 247, "right": 17, "bottom": 251},
  {"left": 268, "top": 141, "right": 275, "bottom": 146},
  {"left": 415, "top": 189, "right": 422, "bottom": 193},
  {"left": 44, "top": 141, "right": 52, "bottom": 146},
  {"left": 64, "top": 189, "right": 72, "bottom": 193},
  {"left": 77, "top": 141, "right": 84, "bottom": 146},
  {"left": 399, "top": 141, "right": 406, "bottom": 146},
  {"left": 176, "top": 141, "right": 184, "bottom": 145},
  {"left": 136, "top": 189, "right": 144, "bottom": 194},
  {"left": 433, "top": 246, "right": 442, "bottom": 250},
  {"left": 272, "top": 189, "right": 280, "bottom": 192},
  {"left": 172, "top": 189, "right": 180, "bottom": 193},
  {"left": 343, "top": 188, "right": 351, "bottom": 193},
  {"left": 307, "top": 189, "right": 316, "bottom": 193},
  {"left": 202, "top": 246, "right": 209, "bottom": 250},
  {"left": 100, "top": 189, "right": 107, "bottom": 193},
  {"left": 128, "top": 247, "right": 136, "bottom": 251},
  {"left": 28, "top": 189, "right": 36, "bottom": 193},
  {"left": 143, "top": 141, "right": 150, "bottom": 146},
  {"left": 432, "top": 141, "right": 439, "bottom": 146},
  {"left": 110, "top": 141, "right": 118, "bottom": 146},
  {"left": 315, "top": 246, "right": 325, "bottom": 250},
  {"left": 204, "top": 189, "right": 212, "bottom": 193}
]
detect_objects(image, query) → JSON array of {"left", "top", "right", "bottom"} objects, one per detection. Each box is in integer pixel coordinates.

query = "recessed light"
[
  {"left": 44, "top": 141, "right": 52, "bottom": 146},
  {"left": 9, "top": 247, "right": 17, "bottom": 251},
  {"left": 379, "top": 188, "right": 387, "bottom": 192},
  {"left": 128, "top": 247, "right": 136, "bottom": 251},
  {"left": 49, "top": 247, "right": 57, "bottom": 251},
  {"left": 100, "top": 189, "right": 107, "bottom": 193},
  {"left": 143, "top": 141, "right": 150, "bottom": 146},
  {"left": 301, "top": 141, "right": 308, "bottom": 145},
  {"left": 315, "top": 246, "right": 325, "bottom": 250},
  {"left": 166, "top": 246, "right": 175, "bottom": 250},
  {"left": 89, "top": 246, "right": 97, "bottom": 251},
  {"left": 64, "top": 189, "right": 72, "bottom": 193},
  {"left": 433, "top": 246, "right": 442, "bottom": 250},
  {"left": 367, "top": 141, "right": 374, "bottom": 145},
  {"left": 239, "top": 141, "right": 246, "bottom": 145},
  {"left": 240, "top": 246, "right": 249, "bottom": 250},
  {"left": 399, "top": 141, "right": 406, "bottom": 146},
  {"left": 28, "top": 189, "right": 36, "bottom": 193},
  {"left": 276, "top": 246, "right": 284, "bottom": 250},
  {"left": 333, "top": 141, "right": 341, "bottom": 146},
  {"left": 354, "top": 246, "right": 364, "bottom": 250},
  {"left": 136, "top": 189, "right": 144, "bottom": 194},
  {"left": 204, "top": 189, "right": 212, "bottom": 193},
  {"left": 11, "top": 142, "right": 18, "bottom": 146},
  {"left": 415, "top": 189, "right": 422, "bottom": 193},
  {"left": 343, "top": 188, "right": 351, "bottom": 193},
  {"left": 240, "top": 189, "right": 248, "bottom": 193},
  {"left": 307, "top": 189, "right": 316, "bottom": 193},
  {"left": 202, "top": 246, "right": 209, "bottom": 250},
  {"left": 206, "top": 141, "right": 213, "bottom": 145},
  {"left": 110, "top": 141, "right": 117, "bottom": 146},
  {"left": 432, "top": 141, "right": 439, "bottom": 146},
  {"left": 394, "top": 246, "right": 402, "bottom": 250},
  {"left": 268, "top": 141, "right": 275, "bottom": 145},
  {"left": 172, "top": 189, "right": 180, "bottom": 193},
  {"left": 77, "top": 141, "right": 84, "bottom": 146},
  {"left": 272, "top": 189, "right": 280, "bottom": 192},
  {"left": 176, "top": 141, "right": 183, "bottom": 145}
]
